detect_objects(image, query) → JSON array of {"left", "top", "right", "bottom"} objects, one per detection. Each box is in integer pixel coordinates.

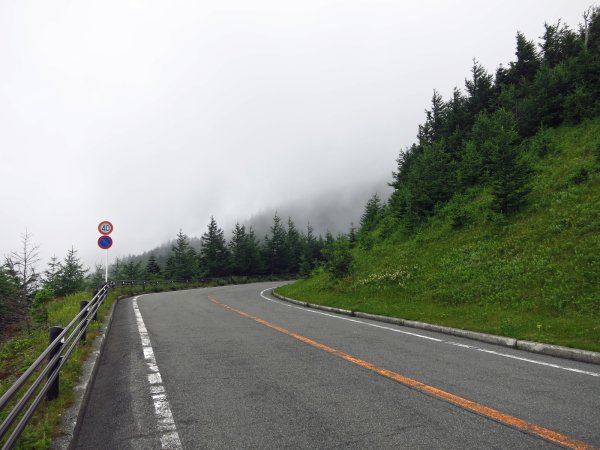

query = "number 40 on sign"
[{"left": 98, "top": 221, "right": 113, "bottom": 235}]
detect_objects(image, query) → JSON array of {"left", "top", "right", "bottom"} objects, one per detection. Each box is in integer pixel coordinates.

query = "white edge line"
[
  {"left": 133, "top": 296, "right": 184, "bottom": 449},
  {"left": 260, "top": 288, "right": 600, "bottom": 378}
]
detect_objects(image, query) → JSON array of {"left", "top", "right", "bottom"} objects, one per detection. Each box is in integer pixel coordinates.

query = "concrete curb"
[
  {"left": 52, "top": 295, "right": 128, "bottom": 450},
  {"left": 515, "top": 340, "right": 600, "bottom": 365},
  {"left": 271, "top": 290, "right": 600, "bottom": 366}
]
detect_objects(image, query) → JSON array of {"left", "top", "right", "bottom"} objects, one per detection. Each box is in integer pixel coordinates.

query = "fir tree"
[
  {"left": 200, "top": 217, "right": 229, "bottom": 277},
  {"left": 348, "top": 222, "right": 357, "bottom": 246},
  {"left": 55, "top": 247, "right": 87, "bottom": 297},
  {"left": 123, "top": 260, "right": 143, "bottom": 280},
  {"left": 486, "top": 110, "right": 531, "bottom": 213},
  {"left": 298, "top": 223, "right": 321, "bottom": 277},
  {"left": 87, "top": 264, "right": 105, "bottom": 289},
  {"left": 145, "top": 254, "right": 162, "bottom": 279},
  {"left": 0, "top": 265, "right": 20, "bottom": 334},
  {"left": 418, "top": 90, "right": 447, "bottom": 146},
  {"left": 540, "top": 21, "right": 579, "bottom": 67},
  {"left": 170, "top": 230, "right": 198, "bottom": 280},
  {"left": 228, "top": 223, "right": 262, "bottom": 276},
  {"left": 43, "top": 255, "right": 62, "bottom": 294},
  {"left": 110, "top": 257, "right": 125, "bottom": 280},
  {"left": 264, "top": 213, "right": 288, "bottom": 274},
  {"left": 441, "top": 88, "right": 470, "bottom": 157},
  {"left": 511, "top": 32, "right": 540, "bottom": 82},
  {"left": 359, "top": 194, "right": 383, "bottom": 233},
  {"left": 465, "top": 59, "right": 495, "bottom": 117},
  {"left": 285, "top": 217, "right": 302, "bottom": 274}
]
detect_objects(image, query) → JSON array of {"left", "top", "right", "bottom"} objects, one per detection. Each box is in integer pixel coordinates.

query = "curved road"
[{"left": 74, "top": 282, "right": 600, "bottom": 449}]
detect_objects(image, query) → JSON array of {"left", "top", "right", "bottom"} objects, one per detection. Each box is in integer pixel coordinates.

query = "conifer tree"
[
  {"left": 229, "top": 223, "right": 260, "bottom": 275},
  {"left": 164, "top": 255, "right": 176, "bottom": 279},
  {"left": 264, "top": 213, "right": 288, "bottom": 274},
  {"left": 88, "top": 264, "right": 105, "bottom": 289},
  {"left": 285, "top": 217, "right": 302, "bottom": 274},
  {"left": 512, "top": 32, "right": 540, "bottom": 81},
  {"left": 200, "top": 217, "right": 229, "bottom": 277},
  {"left": 540, "top": 21, "right": 578, "bottom": 67},
  {"left": 418, "top": 90, "right": 447, "bottom": 146},
  {"left": 43, "top": 255, "right": 62, "bottom": 294},
  {"left": 110, "top": 257, "right": 125, "bottom": 280},
  {"left": 359, "top": 194, "right": 383, "bottom": 233},
  {"left": 170, "top": 230, "right": 198, "bottom": 280},
  {"left": 348, "top": 222, "right": 357, "bottom": 246},
  {"left": 442, "top": 88, "right": 470, "bottom": 156},
  {"left": 465, "top": 59, "right": 495, "bottom": 117},
  {"left": 6, "top": 230, "right": 40, "bottom": 302},
  {"left": 0, "top": 266, "right": 18, "bottom": 298},
  {"left": 245, "top": 227, "right": 263, "bottom": 274},
  {"left": 0, "top": 265, "right": 20, "bottom": 336},
  {"left": 145, "top": 254, "right": 162, "bottom": 279},
  {"left": 123, "top": 260, "right": 143, "bottom": 280},
  {"left": 486, "top": 110, "right": 531, "bottom": 213},
  {"left": 298, "top": 223, "right": 321, "bottom": 277},
  {"left": 325, "top": 231, "right": 334, "bottom": 245},
  {"left": 55, "top": 247, "right": 87, "bottom": 297}
]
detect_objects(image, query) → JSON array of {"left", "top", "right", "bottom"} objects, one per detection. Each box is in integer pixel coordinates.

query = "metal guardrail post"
[
  {"left": 79, "top": 301, "right": 89, "bottom": 341},
  {"left": 47, "top": 327, "right": 63, "bottom": 401},
  {"left": 92, "top": 289, "right": 99, "bottom": 320}
]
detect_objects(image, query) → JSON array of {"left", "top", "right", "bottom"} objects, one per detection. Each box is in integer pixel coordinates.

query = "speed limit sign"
[{"left": 98, "top": 221, "right": 113, "bottom": 235}]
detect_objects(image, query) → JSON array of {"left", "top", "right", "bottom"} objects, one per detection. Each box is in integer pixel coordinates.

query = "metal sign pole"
[{"left": 105, "top": 249, "right": 108, "bottom": 283}]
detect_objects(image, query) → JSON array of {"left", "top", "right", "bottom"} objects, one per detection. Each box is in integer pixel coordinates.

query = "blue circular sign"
[{"left": 98, "top": 235, "right": 113, "bottom": 249}]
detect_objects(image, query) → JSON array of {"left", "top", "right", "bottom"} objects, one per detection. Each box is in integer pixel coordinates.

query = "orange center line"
[{"left": 207, "top": 294, "right": 596, "bottom": 450}]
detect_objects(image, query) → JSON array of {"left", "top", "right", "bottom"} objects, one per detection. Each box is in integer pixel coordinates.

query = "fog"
[{"left": 0, "top": 0, "right": 591, "bottom": 268}]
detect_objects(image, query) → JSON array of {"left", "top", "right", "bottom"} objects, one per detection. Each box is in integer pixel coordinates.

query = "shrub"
[
  {"left": 33, "top": 288, "right": 55, "bottom": 306},
  {"left": 322, "top": 236, "right": 353, "bottom": 279}
]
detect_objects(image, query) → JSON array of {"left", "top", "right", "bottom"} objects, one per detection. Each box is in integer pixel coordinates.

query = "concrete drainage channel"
[{"left": 270, "top": 290, "right": 600, "bottom": 366}]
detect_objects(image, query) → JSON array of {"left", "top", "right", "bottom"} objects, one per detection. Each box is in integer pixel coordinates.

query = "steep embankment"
[{"left": 278, "top": 118, "right": 600, "bottom": 352}]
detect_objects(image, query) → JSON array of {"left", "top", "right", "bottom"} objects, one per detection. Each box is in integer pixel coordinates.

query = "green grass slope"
[{"left": 278, "top": 118, "right": 600, "bottom": 352}]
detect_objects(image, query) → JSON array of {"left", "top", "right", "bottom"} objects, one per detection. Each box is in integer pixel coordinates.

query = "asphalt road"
[{"left": 74, "top": 282, "right": 600, "bottom": 449}]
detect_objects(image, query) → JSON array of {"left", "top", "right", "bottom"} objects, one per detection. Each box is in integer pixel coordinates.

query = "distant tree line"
[{"left": 110, "top": 214, "right": 330, "bottom": 281}]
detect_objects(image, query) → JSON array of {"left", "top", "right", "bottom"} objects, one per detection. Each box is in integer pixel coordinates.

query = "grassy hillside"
[{"left": 278, "top": 118, "right": 600, "bottom": 352}]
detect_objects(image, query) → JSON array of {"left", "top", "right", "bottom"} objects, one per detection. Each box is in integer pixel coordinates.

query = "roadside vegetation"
[
  {"left": 279, "top": 8, "right": 600, "bottom": 352},
  {"left": 0, "top": 289, "right": 116, "bottom": 449}
]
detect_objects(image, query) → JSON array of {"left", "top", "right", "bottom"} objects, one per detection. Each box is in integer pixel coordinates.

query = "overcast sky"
[{"left": 0, "top": 0, "right": 592, "bottom": 270}]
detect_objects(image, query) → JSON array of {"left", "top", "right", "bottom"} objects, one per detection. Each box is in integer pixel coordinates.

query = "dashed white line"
[
  {"left": 133, "top": 296, "right": 183, "bottom": 449},
  {"left": 260, "top": 288, "right": 600, "bottom": 378}
]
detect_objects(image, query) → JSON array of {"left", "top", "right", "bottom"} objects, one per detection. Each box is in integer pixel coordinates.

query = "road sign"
[
  {"left": 98, "top": 235, "right": 113, "bottom": 250},
  {"left": 98, "top": 221, "right": 113, "bottom": 235}
]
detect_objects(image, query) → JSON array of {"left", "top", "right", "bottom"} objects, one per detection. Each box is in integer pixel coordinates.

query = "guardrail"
[{"left": 0, "top": 282, "right": 113, "bottom": 450}]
